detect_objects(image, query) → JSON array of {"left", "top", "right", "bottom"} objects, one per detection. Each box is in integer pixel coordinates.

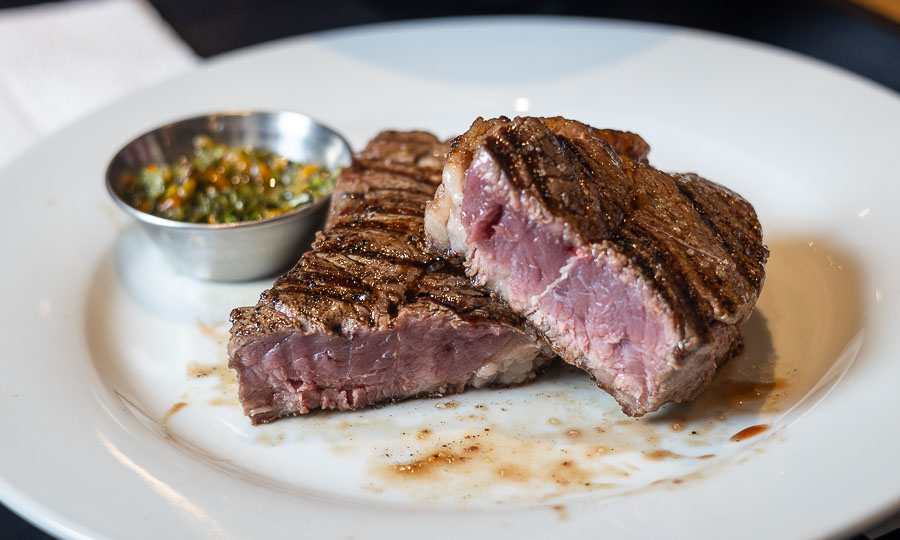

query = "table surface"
[{"left": 0, "top": 0, "right": 898, "bottom": 538}]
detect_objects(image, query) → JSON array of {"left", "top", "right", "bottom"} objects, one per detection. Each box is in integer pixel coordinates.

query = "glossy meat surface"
[
  {"left": 229, "top": 130, "right": 552, "bottom": 424},
  {"left": 425, "top": 116, "right": 767, "bottom": 415}
]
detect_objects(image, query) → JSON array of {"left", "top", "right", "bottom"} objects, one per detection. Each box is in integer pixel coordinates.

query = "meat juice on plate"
[
  {"left": 88, "top": 124, "right": 863, "bottom": 507},
  {"left": 93, "top": 233, "right": 858, "bottom": 506}
]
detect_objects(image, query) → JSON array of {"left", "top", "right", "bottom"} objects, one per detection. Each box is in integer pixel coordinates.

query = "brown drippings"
[
  {"left": 184, "top": 320, "right": 239, "bottom": 407},
  {"left": 588, "top": 445, "right": 615, "bottom": 457},
  {"left": 652, "top": 476, "right": 685, "bottom": 487},
  {"left": 356, "top": 239, "right": 864, "bottom": 502},
  {"left": 187, "top": 363, "right": 225, "bottom": 378},
  {"left": 377, "top": 429, "right": 602, "bottom": 499},
  {"left": 162, "top": 401, "right": 187, "bottom": 423},
  {"left": 435, "top": 400, "right": 459, "bottom": 410},
  {"left": 160, "top": 401, "right": 188, "bottom": 438},
  {"left": 495, "top": 464, "right": 528, "bottom": 481},
  {"left": 197, "top": 320, "right": 225, "bottom": 339},
  {"left": 186, "top": 361, "right": 238, "bottom": 406},
  {"left": 644, "top": 240, "right": 864, "bottom": 429},
  {"left": 721, "top": 379, "right": 784, "bottom": 410},
  {"left": 548, "top": 458, "right": 595, "bottom": 487},
  {"left": 394, "top": 447, "right": 478, "bottom": 476},
  {"left": 255, "top": 432, "right": 286, "bottom": 446},
  {"left": 552, "top": 505, "right": 569, "bottom": 521},
  {"left": 642, "top": 450, "right": 684, "bottom": 461},
  {"left": 730, "top": 424, "right": 770, "bottom": 442}
]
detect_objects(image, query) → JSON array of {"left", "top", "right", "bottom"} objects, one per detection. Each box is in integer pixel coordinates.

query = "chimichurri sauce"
[{"left": 120, "top": 136, "right": 337, "bottom": 224}]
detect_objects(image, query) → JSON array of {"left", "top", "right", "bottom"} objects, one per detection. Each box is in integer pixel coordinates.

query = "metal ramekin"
[{"left": 106, "top": 111, "right": 352, "bottom": 281}]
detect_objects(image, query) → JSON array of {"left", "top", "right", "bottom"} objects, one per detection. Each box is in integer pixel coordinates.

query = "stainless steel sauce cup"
[{"left": 106, "top": 111, "right": 352, "bottom": 281}]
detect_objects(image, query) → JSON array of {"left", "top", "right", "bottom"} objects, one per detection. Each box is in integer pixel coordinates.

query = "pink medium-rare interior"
[
  {"left": 459, "top": 149, "right": 680, "bottom": 411},
  {"left": 230, "top": 314, "right": 544, "bottom": 422},
  {"left": 461, "top": 150, "right": 575, "bottom": 300}
]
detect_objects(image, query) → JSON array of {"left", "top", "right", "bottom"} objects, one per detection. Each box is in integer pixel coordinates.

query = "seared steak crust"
[
  {"left": 229, "top": 131, "right": 552, "bottom": 424},
  {"left": 425, "top": 116, "right": 767, "bottom": 416},
  {"left": 474, "top": 118, "right": 764, "bottom": 324}
]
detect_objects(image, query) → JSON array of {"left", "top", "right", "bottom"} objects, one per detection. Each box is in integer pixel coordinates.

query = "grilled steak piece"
[
  {"left": 425, "top": 116, "right": 768, "bottom": 416},
  {"left": 228, "top": 130, "right": 553, "bottom": 424}
]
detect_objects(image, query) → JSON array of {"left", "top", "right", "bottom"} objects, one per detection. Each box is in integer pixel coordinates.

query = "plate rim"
[{"left": 1, "top": 14, "right": 899, "bottom": 540}]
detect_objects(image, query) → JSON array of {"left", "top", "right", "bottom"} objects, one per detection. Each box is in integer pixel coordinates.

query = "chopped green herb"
[{"left": 120, "top": 136, "right": 338, "bottom": 224}]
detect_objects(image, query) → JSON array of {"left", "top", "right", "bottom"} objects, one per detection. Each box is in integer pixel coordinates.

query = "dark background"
[
  {"left": 155, "top": 0, "right": 900, "bottom": 93},
  {"left": 1, "top": 0, "right": 898, "bottom": 538}
]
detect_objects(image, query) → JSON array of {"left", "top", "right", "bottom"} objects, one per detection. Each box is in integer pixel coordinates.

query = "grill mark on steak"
[
  {"left": 608, "top": 226, "right": 710, "bottom": 347},
  {"left": 671, "top": 173, "right": 767, "bottom": 292},
  {"left": 624, "top": 162, "right": 755, "bottom": 324},
  {"left": 480, "top": 117, "right": 758, "bottom": 328},
  {"left": 327, "top": 218, "right": 431, "bottom": 237},
  {"left": 349, "top": 176, "right": 441, "bottom": 192},
  {"left": 425, "top": 116, "right": 768, "bottom": 416},
  {"left": 482, "top": 118, "right": 633, "bottom": 241},
  {"left": 228, "top": 130, "right": 554, "bottom": 424},
  {"left": 346, "top": 201, "right": 428, "bottom": 216},
  {"left": 538, "top": 116, "right": 651, "bottom": 165},
  {"left": 479, "top": 119, "right": 714, "bottom": 339}
]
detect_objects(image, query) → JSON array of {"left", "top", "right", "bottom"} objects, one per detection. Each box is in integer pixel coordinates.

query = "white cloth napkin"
[{"left": 0, "top": 0, "right": 197, "bottom": 166}]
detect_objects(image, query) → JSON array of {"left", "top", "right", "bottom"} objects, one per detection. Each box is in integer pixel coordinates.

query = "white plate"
[{"left": 1, "top": 17, "right": 898, "bottom": 540}]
